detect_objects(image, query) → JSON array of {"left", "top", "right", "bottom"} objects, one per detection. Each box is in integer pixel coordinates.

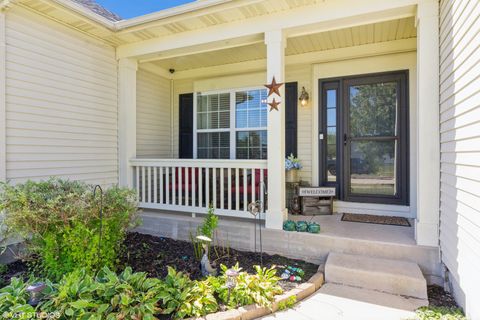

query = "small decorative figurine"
[
  {"left": 196, "top": 235, "right": 217, "bottom": 276},
  {"left": 292, "top": 196, "right": 301, "bottom": 215}
]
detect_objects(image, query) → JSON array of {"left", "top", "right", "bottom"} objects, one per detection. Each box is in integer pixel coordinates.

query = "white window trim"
[{"left": 193, "top": 86, "right": 267, "bottom": 160}]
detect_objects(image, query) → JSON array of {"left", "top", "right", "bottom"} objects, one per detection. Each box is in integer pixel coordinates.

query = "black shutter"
[
  {"left": 179, "top": 93, "right": 194, "bottom": 159},
  {"left": 285, "top": 82, "right": 298, "bottom": 157}
]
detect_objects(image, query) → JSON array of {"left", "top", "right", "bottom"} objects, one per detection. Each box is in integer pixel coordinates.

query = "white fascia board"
[
  {"left": 117, "top": 0, "right": 419, "bottom": 59},
  {"left": 49, "top": 0, "right": 115, "bottom": 29},
  {"left": 114, "top": 0, "right": 235, "bottom": 30}
]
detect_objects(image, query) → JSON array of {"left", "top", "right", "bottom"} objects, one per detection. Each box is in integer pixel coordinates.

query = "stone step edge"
[
  {"left": 189, "top": 265, "right": 325, "bottom": 320},
  {"left": 326, "top": 281, "right": 428, "bottom": 300},
  {"left": 326, "top": 252, "right": 424, "bottom": 279}
]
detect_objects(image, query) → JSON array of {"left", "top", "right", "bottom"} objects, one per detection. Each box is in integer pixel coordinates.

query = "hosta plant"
[{"left": 208, "top": 263, "right": 283, "bottom": 309}]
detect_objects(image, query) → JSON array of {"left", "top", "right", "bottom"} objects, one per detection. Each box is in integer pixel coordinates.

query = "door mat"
[{"left": 341, "top": 213, "right": 411, "bottom": 227}]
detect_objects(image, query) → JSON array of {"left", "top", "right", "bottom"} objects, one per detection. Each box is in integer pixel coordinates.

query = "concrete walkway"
[{"left": 261, "top": 284, "right": 418, "bottom": 320}]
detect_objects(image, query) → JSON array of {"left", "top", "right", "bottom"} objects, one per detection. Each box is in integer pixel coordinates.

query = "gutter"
[
  {"left": 114, "top": 0, "right": 233, "bottom": 30},
  {"left": 48, "top": 0, "right": 235, "bottom": 31},
  {"left": 49, "top": 0, "right": 116, "bottom": 30}
]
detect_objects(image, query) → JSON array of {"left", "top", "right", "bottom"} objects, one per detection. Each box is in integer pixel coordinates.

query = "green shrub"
[
  {"left": 40, "top": 267, "right": 162, "bottom": 319},
  {"left": 277, "top": 295, "right": 297, "bottom": 311},
  {"left": 0, "top": 178, "right": 138, "bottom": 279},
  {"left": 191, "top": 205, "right": 219, "bottom": 261},
  {"left": 157, "top": 266, "right": 218, "bottom": 319},
  {"left": 0, "top": 277, "right": 35, "bottom": 315},
  {"left": 415, "top": 306, "right": 467, "bottom": 320},
  {"left": 208, "top": 264, "right": 283, "bottom": 309}
]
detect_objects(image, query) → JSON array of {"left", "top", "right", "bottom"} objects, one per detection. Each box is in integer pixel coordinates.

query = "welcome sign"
[{"left": 298, "top": 187, "right": 336, "bottom": 197}]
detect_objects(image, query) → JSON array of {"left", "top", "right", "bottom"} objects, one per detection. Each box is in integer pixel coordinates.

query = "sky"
[{"left": 95, "top": 0, "right": 196, "bottom": 19}]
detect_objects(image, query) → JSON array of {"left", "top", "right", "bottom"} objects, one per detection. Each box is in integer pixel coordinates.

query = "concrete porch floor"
[{"left": 288, "top": 213, "right": 416, "bottom": 245}]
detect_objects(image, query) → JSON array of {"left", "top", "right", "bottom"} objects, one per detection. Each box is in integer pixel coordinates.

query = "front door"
[{"left": 319, "top": 71, "right": 409, "bottom": 205}]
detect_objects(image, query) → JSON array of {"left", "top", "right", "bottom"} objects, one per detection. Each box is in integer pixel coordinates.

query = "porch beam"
[
  {"left": 118, "top": 58, "right": 138, "bottom": 188},
  {"left": 172, "top": 38, "right": 417, "bottom": 80},
  {"left": 265, "top": 29, "right": 287, "bottom": 230},
  {"left": 117, "top": 0, "right": 419, "bottom": 59},
  {"left": 138, "top": 62, "right": 173, "bottom": 79},
  {"left": 415, "top": 0, "right": 440, "bottom": 247},
  {"left": 138, "top": 34, "right": 264, "bottom": 63}
]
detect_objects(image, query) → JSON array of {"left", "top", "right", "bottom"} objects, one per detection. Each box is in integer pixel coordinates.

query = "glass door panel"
[{"left": 350, "top": 140, "right": 397, "bottom": 196}]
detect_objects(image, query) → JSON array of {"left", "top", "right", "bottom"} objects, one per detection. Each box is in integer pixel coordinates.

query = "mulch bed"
[
  {"left": 119, "top": 232, "right": 319, "bottom": 291},
  {"left": 427, "top": 285, "right": 459, "bottom": 308},
  {"left": 341, "top": 213, "right": 411, "bottom": 227}
]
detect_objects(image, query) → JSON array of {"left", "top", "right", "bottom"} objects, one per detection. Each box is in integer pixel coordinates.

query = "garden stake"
[{"left": 93, "top": 185, "right": 104, "bottom": 268}]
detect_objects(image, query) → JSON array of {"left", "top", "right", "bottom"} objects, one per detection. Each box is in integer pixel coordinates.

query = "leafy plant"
[
  {"left": 0, "top": 264, "right": 7, "bottom": 275},
  {"left": 414, "top": 306, "right": 466, "bottom": 320},
  {"left": 0, "top": 178, "right": 138, "bottom": 279},
  {"left": 277, "top": 295, "right": 297, "bottom": 311},
  {"left": 0, "top": 277, "right": 35, "bottom": 315},
  {"left": 40, "top": 267, "right": 163, "bottom": 319},
  {"left": 192, "top": 205, "right": 219, "bottom": 261},
  {"left": 208, "top": 264, "right": 283, "bottom": 309},
  {"left": 199, "top": 205, "right": 218, "bottom": 239},
  {"left": 157, "top": 267, "right": 217, "bottom": 319}
]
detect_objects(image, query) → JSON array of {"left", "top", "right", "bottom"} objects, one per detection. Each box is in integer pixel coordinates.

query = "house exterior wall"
[
  {"left": 439, "top": 0, "right": 480, "bottom": 318},
  {"left": 136, "top": 69, "right": 172, "bottom": 158},
  {"left": 4, "top": 7, "right": 118, "bottom": 185}
]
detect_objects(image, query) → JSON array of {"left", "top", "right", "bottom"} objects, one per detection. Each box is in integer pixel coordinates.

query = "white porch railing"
[{"left": 130, "top": 159, "right": 268, "bottom": 219}]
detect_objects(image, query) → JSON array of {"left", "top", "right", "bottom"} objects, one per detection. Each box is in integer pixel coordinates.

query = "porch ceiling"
[{"left": 150, "top": 17, "right": 416, "bottom": 72}]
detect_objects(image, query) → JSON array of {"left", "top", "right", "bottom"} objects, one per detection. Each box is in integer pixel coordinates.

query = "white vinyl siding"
[
  {"left": 5, "top": 7, "right": 118, "bottom": 185},
  {"left": 439, "top": 1, "right": 480, "bottom": 319},
  {"left": 136, "top": 69, "right": 171, "bottom": 158}
]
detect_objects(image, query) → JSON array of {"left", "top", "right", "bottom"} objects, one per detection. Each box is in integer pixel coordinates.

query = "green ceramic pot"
[
  {"left": 296, "top": 221, "right": 308, "bottom": 232},
  {"left": 308, "top": 222, "right": 321, "bottom": 234},
  {"left": 283, "top": 220, "right": 296, "bottom": 232}
]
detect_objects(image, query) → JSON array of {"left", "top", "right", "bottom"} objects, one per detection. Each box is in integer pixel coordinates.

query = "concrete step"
[
  {"left": 325, "top": 252, "right": 428, "bottom": 299},
  {"left": 318, "top": 283, "right": 428, "bottom": 315}
]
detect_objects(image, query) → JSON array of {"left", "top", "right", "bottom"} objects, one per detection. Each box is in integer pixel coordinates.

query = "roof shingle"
[{"left": 71, "top": 0, "right": 122, "bottom": 21}]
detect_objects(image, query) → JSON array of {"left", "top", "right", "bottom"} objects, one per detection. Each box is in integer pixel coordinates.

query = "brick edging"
[{"left": 192, "top": 268, "right": 325, "bottom": 320}]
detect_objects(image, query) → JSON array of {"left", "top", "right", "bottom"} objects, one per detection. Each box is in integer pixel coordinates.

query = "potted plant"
[{"left": 285, "top": 154, "right": 302, "bottom": 183}]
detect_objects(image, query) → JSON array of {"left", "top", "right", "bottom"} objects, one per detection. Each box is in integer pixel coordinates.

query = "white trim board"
[{"left": 334, "top": 201, "right": 414, "bottom": 219}]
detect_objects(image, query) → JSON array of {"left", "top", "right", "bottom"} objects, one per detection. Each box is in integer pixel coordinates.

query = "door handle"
[{"left": 343, "top": 134, "right": 348, "bottom": 146}]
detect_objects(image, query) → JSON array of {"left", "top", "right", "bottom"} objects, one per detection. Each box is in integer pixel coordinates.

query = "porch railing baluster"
[{"left": 130, "top": 159, "right": 267, "bottom": 219}]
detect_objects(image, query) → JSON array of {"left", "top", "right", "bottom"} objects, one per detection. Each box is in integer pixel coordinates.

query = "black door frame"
[{"left": 318, "top": 70, "right": 409, "bottom": 205}]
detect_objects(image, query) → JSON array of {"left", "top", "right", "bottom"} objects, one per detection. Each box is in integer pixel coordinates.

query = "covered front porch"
[{"left": 116, "top": 0, "right": 440, "bottom": 247}]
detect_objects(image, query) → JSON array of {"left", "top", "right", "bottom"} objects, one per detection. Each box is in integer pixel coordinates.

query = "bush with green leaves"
[
  {"left": 41, "top": 267, "right": 162, "bottom": 319},
  {"left": 208, "top": 263, "right": 283, "bottom": 309},
  {"left": 0, "top": 264, "right": 283, "bottom": 319},
  {"left": 415, "top": 306, "right": 467, "bottom": 320},
  {"left": 0, "top": 178, "right": 138, "bottom": 279},
  {"left": 158, "top": 267, "right": 218, "bottom": 319},
  {"left": 191, "top": 205, "right": 219, "bottom": 260}
]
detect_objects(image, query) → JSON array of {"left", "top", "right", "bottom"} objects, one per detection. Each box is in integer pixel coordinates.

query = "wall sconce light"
[{"left": 299, "top": 87, "right": 309, "bottom": 106}]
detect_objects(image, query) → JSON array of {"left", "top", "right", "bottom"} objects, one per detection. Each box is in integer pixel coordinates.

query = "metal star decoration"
[
  {"left": 264, "top": 76, "right": 284, "bottom": 97},
  {"left": 268, "top": 97, "right": 281, "bottom": 112}
]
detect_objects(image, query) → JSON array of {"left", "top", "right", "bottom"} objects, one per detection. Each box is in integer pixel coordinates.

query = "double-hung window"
[{"left": 195, "top": 88, "right": 268, "bottom": 159}]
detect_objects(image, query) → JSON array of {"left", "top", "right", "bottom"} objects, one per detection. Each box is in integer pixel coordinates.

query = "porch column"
[
  {"left": 0, "top": 8, "right": 6, "bottom": 182},
  {"left": 415, "top": 0, "right": 440, "bottom": 246},
  {"left": 265, "top": 30, "right": 287, "bottom": 229},
  {"left": 118, "top": 58, "right": 138, "bottom": 188}
]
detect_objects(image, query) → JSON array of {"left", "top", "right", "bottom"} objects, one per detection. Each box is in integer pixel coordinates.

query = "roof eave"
[{"left": 114, "top": 0, "right": 234, "bottom": 30}]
